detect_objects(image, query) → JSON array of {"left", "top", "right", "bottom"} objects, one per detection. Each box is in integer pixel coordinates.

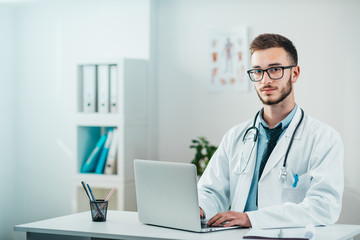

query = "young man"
[{"left": 198, "top": 33, "right": 344, "bottom": 228}]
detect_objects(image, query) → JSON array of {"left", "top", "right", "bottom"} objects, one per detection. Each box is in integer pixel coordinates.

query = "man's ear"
[{"left": 292, "top": 65, "right": 300, "bottom": 83}]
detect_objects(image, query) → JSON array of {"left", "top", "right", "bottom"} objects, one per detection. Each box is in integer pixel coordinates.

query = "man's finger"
[
  {"left": 223, "top": 220, "right": 236, "bottom": 228},
  {"left": 208, "top": 213, "right": 228, "bottom": 226},
  {"left": 207, "top": 214, "right": 221, "bottom": 226},
  {"left": 213, "top": 217, "right": 228, "bottom": 226}
]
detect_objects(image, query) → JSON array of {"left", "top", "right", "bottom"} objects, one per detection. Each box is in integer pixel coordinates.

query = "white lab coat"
[{"left": 198, "top": 108, "right": 344, "bottom": 228}]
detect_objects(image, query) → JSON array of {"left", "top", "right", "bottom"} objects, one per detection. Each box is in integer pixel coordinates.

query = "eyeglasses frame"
[{"left": 247, "top": 65, "right": 296, "bottom": 82}]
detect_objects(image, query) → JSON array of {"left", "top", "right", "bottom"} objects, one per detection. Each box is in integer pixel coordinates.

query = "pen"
[
  {"left": 81, "top": 181, "right": 91, "bottom": 201},
  {"left": 105, "top": 187, "right": 116, "bottom": 202},
  {"left": 293, "top": 174, "right": 299, "bottom": 188},
  {"left": 87, "top": 184, "right": 105, "bottom": 220},
  {"left": 92, "top": 187, "right": 115, "bottom": 219}
]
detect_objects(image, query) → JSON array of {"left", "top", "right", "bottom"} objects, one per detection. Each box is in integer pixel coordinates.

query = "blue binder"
[
  {"left": 80, "top": 134, "right": 107, "bottom": 173},
  {"left": 95, "top": 128, "right": 114, "bottom": 174}
]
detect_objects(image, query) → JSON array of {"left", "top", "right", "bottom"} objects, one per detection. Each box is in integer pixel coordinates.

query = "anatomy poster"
[{"left": 208, "top": 27, "right": 249, "bottom": 92}]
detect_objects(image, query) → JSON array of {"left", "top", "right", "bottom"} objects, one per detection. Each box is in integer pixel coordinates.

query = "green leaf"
[{"left": 190, "top": 136, "right": 218, "bottom": 177}]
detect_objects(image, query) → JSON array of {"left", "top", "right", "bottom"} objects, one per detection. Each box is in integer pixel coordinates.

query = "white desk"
[{"left": 14, "top": 211, "right": 360, "bottom": 240}]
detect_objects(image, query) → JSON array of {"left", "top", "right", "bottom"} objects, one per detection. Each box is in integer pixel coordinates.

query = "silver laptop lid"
[{"left": 134, "top": 159, "right": 202, "bottom": 232}]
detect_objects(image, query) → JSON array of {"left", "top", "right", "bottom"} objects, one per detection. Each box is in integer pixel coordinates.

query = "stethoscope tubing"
[
  {"left": 237, "top": 108, "right": 304, "bottom": 176},
  {"left": 242, "top": 111, "right": 260, "bottom": 142}
]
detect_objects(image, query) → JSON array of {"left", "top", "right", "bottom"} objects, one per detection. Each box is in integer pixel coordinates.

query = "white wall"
[
  {"left": 156, "top": 0, "right": 360, "bottom": 225},
  {"left": 2, "top": 0, "right": 360, "bottom": 239},
  {"left": 7, "top": 1, "right": 151, "bottom": 239},
  {"left": 0, "top": 6, "right": 15, "bottom": 240}
]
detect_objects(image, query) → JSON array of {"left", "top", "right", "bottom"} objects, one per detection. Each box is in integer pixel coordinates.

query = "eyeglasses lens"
[{"left": 249, "top": 67, "right": 284, "bottom": 81}]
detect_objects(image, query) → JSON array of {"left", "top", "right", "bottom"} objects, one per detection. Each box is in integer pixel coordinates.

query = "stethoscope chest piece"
[{"left": 279, "top": 167, "right": 287, "bottom": 182}]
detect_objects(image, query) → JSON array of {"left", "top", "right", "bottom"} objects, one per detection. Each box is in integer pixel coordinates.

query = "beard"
[{"left": 255, "top": 76, "right": 292, "bottom": 106}]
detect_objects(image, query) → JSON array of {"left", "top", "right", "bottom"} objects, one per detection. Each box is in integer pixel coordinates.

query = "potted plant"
[{"left": 190, "top": 137, "right": 218, "bottom": 177}]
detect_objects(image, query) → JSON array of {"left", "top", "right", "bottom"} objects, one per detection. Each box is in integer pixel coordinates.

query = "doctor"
[{"left": 198, "top": 33, "right": 344, "bottom": 229}]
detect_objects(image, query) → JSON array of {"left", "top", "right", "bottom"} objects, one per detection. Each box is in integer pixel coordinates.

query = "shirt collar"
[{"left": 259, "top": 104, "right": 298, "bottom": 130}]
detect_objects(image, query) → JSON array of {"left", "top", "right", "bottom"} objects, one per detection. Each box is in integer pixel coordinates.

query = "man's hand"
[
  {"left": 207, "top": 211, "right": 252, "bottom": 228},
  {"left": 199, "top": 208, "right": 204, "bottom": 219}
]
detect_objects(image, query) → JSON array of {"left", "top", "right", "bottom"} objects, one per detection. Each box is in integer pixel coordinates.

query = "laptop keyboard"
[{"left": 201, "top": 221, "right": 225, "bottom": 229}]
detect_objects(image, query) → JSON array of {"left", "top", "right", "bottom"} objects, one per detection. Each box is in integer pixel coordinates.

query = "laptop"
[{"left": 134, "top": 159, "right": 241, "bottom": 232}]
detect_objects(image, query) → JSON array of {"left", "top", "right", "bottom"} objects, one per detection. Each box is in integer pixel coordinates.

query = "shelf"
[
  {"left": 76, "top": 113, "right": 122, "bottom": 126},
  {"left": 73, "top": 58, "right": 148, "bottom": 213},
  {"left": 76, "top": 113, "right": 148, "bottom": 127}
]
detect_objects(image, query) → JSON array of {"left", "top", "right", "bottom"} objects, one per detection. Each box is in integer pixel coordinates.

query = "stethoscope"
[{"left": 235, "top": 108, "right": 304, "bottom": 182}]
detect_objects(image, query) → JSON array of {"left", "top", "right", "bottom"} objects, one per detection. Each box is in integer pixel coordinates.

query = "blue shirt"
[{"left": 244, "top": 105, "right": 298, "bottom": 212}]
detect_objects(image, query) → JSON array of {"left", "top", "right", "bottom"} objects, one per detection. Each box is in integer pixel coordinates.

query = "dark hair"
[{"left": 249, "top": 33, "right": 298, "bottom": 65}]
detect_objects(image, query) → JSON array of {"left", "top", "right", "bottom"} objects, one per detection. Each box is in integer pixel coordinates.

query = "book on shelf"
[
  {"left": 95, "top": 128, "right": 114, "bottom": 174},
  {"left": 97, "top": 65, "right": 110, "bottom": 113},
  {"left": 80, "top": 134, "right": 107, "bottom": 173},
  {"left": 109, "top": 64, "right": 118, "bottom": 113},
  {"left": 82, "top": 65, "right": 96, "bottom": 113},
  {"left": 104, "top": 128, "right": 118, "bottom": 174}
]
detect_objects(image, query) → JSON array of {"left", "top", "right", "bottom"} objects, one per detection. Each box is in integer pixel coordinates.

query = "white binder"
[
  {"left": 97, "top": 65, "right": 110, "bottom": 113},
  {"left": 82, "top": 65, "right": 96, "bottom": 113},
  {"left": 104, "top": 128, "right": 118, "bottom": 174},
  {"left": 109, "top": 65, "right": 118, "bottom": 113}
]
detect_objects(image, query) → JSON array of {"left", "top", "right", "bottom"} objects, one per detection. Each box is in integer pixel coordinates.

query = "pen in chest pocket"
[{"left": 293, "top": 174, "right": 299, "bottom": 188}]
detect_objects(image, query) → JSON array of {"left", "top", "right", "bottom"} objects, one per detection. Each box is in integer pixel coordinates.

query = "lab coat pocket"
[{"left": 282, "top": 172, "right": 312, "bottom": 204}]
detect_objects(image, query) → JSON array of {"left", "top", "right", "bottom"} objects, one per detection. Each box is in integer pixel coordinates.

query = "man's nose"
[{"left": 261, "top": 71, "right": 272, "bottom": 84}]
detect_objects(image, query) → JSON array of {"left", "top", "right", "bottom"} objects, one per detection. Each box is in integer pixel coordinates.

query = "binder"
[
  {"left": 97, "top": 65, "right": 110, "bottom": 113},
  {"left": 109, "top": 65, "right": 118, "bottom": 113},
  {"left": 104, "top": 128, "right": 118, "bottom": 174},
  {"left": 95, "top": 128, "right": 114, "bottom": 174},
  {"left": 80, "top": 134, "right": 107, "bottom": 173},
  {"left": 82, "top": 65, "right": 96, "bottom": 113}
]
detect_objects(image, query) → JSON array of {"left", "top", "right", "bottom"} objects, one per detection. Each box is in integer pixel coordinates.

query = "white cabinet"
[{"left": 72, "top": 59, "right": 149, "bottom": 213}]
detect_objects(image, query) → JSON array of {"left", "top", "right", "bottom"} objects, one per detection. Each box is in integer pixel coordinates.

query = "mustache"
[{"left": 260, "top": 85, "right": 277, "bottom": 91}]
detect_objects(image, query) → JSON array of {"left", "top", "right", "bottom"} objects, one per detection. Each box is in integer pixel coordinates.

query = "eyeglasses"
[{"left": 247, "top": 65, "right": 296, "bottom": 82}]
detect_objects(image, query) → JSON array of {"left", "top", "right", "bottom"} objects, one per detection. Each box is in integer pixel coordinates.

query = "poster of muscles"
[{"left": 208, "top": 27, "right": 249, "bottom": 93}]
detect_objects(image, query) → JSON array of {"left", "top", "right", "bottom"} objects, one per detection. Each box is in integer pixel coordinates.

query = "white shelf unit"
[{"left": 72, "top": 58, "right": 149, "bottom": 213}]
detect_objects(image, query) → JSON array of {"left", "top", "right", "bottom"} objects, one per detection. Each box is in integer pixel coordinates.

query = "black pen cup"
[{"left": 90, "top": 200, "right": 108, "bottom": 222}]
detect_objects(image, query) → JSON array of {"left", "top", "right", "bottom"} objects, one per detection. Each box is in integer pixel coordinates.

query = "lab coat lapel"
[
  {"left": 260, "top": 108, "right": 304, "bottom": 181},
  {"left": 232, "top": 137, "right": 258, "bottom": 211}
]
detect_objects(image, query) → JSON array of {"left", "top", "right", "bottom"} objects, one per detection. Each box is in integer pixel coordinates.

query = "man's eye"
[
  {"left": 253, "top": 69, "right": 263, "bottom": 75},
  {"left": 269, "top": 67, "right": 281, "bottom": 73}
]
